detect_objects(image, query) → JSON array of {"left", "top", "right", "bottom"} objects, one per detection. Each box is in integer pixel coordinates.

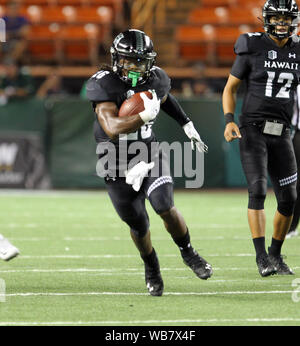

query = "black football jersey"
[
  {"left": 231, "top": 32, "right": 300, "bottom": 126},
  {"left": 86, "top": 66, "right": 171, "bottom": 144}
]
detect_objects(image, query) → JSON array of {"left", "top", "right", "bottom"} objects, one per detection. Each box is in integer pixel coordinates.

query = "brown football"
[{"left": 118, "top": 91, "right": 152, "bottom": 117}]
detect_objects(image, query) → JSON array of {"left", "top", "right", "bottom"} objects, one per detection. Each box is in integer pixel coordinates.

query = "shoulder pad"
[
  {"left": 85, "top": 70, "right": 119, "bottom": 103},
  {"left": 150, "top": 66, "right": 171, "bottom": 96},
  {"left": 234, "top": 32, "right": 262, "bottom": 55}
]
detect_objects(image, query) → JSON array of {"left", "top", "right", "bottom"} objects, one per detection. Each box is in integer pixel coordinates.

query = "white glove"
[
  {"left": 183, "top": 121, "right": 208, "bottom": 153},
  {"left": 139, "top": 90, "right": 160, "bottom": 123},
  {"left": 125, "top": 161, "right": 155, "bottom": 191}
]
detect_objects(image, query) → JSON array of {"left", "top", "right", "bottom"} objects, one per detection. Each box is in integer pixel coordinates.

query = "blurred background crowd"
[{"left": 0, "top": 0, "right": 265, "bottom": 100}]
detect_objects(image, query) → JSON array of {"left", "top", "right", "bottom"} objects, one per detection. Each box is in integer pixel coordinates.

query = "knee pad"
[
  {"left": 148, "top": 181, "right": 174, "bottom": 215},
  {"left": 248, "top": 179, "right": 267, "bottom": 210},
  {"left": 277, "top": 202, "right": 296, "bottom": 217},
  {"left": 121, "top": 212, "right": 149, "bottom": 238},
  {"left": 277, "top": 183, "right": 297, "bottom": 217},
  {"left": 248, "top": 195, "right": 266, "bottom": 210},
  {"left": 130, "top": 226, "right": 148, "bottom": 239}
]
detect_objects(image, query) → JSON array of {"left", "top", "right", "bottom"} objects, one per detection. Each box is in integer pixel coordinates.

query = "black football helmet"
[
  {"left": 263, "top": 0, "right": 300, "bottom": 39},
  {"left": 110, "top": 29, "right": 157, "bottom": 87}
]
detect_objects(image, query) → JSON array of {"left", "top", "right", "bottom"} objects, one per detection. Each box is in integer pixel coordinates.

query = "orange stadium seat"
[
  {"left": 0, "top": 0, "right": 117, "bottom": 5},
  {"left": 29, "top": 23, "right": 61, "bottom": 39},
  {"left": 75, "top": 6, "right": 113, "bottom": 23},
  {"left": 199, "top": 0, "right": 238, "bottom": 7},
  {"left": 23, "top": 0, "right": 55, "bottom": 5},
  {"left": 27, "top": 24, "right": 61, "bottom": 61},
  {"left": 24, "top": 5, "right": 113, "bottom": 24},
  {"left": 60, "top": 24, "right": 100, "bottom": 61},
  {"left": 227, "top": 7, "right": 262, "bottom": 26},
  {"left": 199, "top": 0, "right": 265, "bottom": 8},
  {"left": 176, "top": 25, "right": 217, "bottom": 62},
  {"left": 23, "top": 6, "right": 66, "bottom": 23},
  {"left": 176, "top": 25, "right": 261, "bottom": 63},
  {"left": 0, "top": 0, "right": 50, "bottom": 5},
  {"left": 60, "top": 23, "right": 99, "bottom": 39},
  {"left": 179, "top": 45, "right": 209, "bottom": 61},
  {"left": 176, "top": 25, "right": 216, "bottom": 43},
  {"left": 236, "top": 0, "right": 265, "bottom": 8},
  {"left": 189, "top": 8, "right": 230, "bottom": 25},
  {"left": 54, "top": 0, "right": 87, "bottom": 5}
]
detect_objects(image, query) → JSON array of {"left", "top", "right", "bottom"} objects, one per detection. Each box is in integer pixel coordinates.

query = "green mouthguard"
[{"left": 128, "top": 71, "right": 141, "bottom": 87}]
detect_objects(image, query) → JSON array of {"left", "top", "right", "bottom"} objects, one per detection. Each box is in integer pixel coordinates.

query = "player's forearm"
[
  {"left": 108, "top": 115, "right": 144, "bottom": 139},
  {"left": 160, "top": 93, "right": 190, "bottom": 126},
  {"left": 222, "top": 86, "right": 237, "bottom": 116},
  {"left": 96, "top": 102, "right": 144, "bottom": 139},
  {"left": 99, "top": 112, "right": 144, "bottom": 140}
]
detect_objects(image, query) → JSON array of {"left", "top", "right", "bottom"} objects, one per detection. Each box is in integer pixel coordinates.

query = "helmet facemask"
[
  {"left": 112, "top": 53, "right": 154, "bottom": 87},
  {"left": 264, "top": 12, "right": 299, "bottom": 38}
]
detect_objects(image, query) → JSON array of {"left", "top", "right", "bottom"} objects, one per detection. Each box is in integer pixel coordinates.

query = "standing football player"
[
  {"left": 222, "top": 0, "right": 300, "bottom": 277},
  {"left": 286, "top": 84, "right": 300, "bottom": 238},
  {"left": 85, "top": 29, "right": 212, "bottom": 296}
]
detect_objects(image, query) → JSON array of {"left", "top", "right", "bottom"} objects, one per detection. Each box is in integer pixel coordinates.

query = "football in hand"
[{"left": 118, "top": 91, "right": 152, "bottom": 117}]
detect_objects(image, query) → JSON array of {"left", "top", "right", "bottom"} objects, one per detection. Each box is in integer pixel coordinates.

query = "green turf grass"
[{"left": 0, "top": 190, "right": 299, "bottom": 326}]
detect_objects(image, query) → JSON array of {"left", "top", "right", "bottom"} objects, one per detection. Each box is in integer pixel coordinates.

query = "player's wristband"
[{"left": 224, "top": 113, "right": 234, "bottom": 125}]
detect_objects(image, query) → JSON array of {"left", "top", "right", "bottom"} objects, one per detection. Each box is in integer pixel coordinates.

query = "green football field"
[{"left": 0, "top": 189, "right": 299, "bottom": 326}]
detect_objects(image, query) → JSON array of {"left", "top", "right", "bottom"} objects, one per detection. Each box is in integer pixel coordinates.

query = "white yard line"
[
  {"left": 0, "top": 318, "right": 299, "bottom": 326},
  {"left": 2, "top": 290, "right": 295, "bottom": 297},
  {"left": 8, "top": 236, "right": 250, "bottom": 241},
  {"left": 16, "top": 253, "right": 255, "bottom": 259},
  {"left": 0, "top": 267, "right": 299, "bottom": 273}
]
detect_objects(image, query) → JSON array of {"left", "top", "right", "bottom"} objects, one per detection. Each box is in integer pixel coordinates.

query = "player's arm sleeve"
[
  {"left": 160, "top": 93, "right": 191, "bottom": 126},
  {"left": 230, "top": 54, "right": 250, "bottom": 80},
  {"left": 230, "top": 34, "right": 251, "bottom": 79}
]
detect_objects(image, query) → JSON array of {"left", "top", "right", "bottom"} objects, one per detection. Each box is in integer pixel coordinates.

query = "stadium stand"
[
  {"left": 0, "top": 0, "right": 269, "bottom": 82},
  {"left": 0, "top": 0, "right": 119, "bottom": 65},
  {"left": 175, "top": 0, "right": 266, "bottom": 66}
]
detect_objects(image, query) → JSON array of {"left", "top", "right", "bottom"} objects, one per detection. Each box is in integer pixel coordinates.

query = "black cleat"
[
  {"left": 181, "top": 247, "right": 213, "bottom": 280},
  {"left": 268, "top": 249, "right": 294, "bottom": 275},
  {"left": 256, "top": 254, "right": 277, "bottom": 277},
  {"left": 145, "top": 264, "right": 164, "bottom": 296}
]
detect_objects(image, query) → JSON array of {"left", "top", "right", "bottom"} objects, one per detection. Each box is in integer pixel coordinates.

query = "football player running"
[
  {"left": 85, "top": 29, "right": 212, "bottom": 296},
  {"left": 222, "top": 0, "right": 300, "bottom": 277}
]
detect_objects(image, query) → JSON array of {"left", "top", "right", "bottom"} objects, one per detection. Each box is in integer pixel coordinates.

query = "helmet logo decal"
[
  {"left": 279, "top": 0, "right": 286, "bottom": 8},
  {"left": 135, "top": 31, "right": 144, "bottom": 52}
]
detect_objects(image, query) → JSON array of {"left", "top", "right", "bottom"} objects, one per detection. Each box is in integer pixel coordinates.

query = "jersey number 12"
[{"left": 265, "top": 71, "right": 294, "bottom": 98}]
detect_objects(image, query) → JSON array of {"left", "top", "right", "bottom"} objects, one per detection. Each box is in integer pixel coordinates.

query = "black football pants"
[
  {"left": 104, "top": 151, "right": 174, "bottom": 237},
  {"left": 289, "top": 129, "right": 300, "bottom": 231},
  {"left": 239, "top": 124, "right": 297, "bottom": 216}
]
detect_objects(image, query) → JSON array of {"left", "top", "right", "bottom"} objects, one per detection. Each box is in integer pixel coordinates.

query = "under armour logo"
[
  {"left": 289, "top": 53, "right": 296, "bottom": 59},
  {"left": 147, "top": 283, "right": 154, "bottom": 292}
]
